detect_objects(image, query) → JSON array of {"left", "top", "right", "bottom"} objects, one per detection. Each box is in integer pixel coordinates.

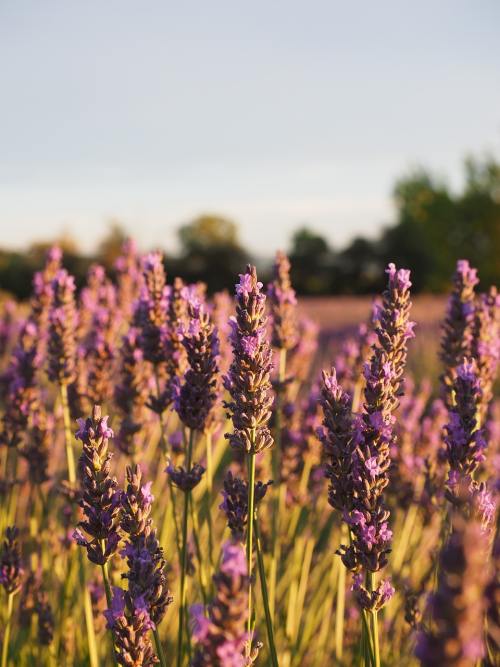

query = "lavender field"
[{"left": 0, "top": 245, "right": 498, "bottom": 666}]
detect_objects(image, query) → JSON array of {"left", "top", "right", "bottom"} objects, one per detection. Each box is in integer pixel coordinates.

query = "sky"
[{"left": 1, "top": 0, "right": 499, "bottom": 257}]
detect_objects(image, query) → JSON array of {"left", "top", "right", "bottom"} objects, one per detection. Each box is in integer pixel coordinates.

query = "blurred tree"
[
  {"left": 288, "top": 226, "right": 334, "bottom": 294},
  {"left": 96, "top": 221, "right": 130, "bottom": 268},
  {"left": 176, "top": 214, "right": 250, "bottom": 292},
  {"left": 336, "top": 237, "right": 382, "bottom": 293},
  {"left": 379, "top": 156, "right": 500, "bottom": 291}
]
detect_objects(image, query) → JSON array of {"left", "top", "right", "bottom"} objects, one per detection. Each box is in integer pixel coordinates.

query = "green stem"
[
  {"left": 60, "top": 383, "right": 98, "bottom": 667},
  {"left": 60, "top": 383, "right": 76, "bottom": 485},
  {"left": 189, "top": 494, "right": 208, "bottom": 608},
  {"left": 153, "top": 628, "right": 168, "bottom": 667},
  {"left": 1, "top": 592, "right": 14, "bottom": 667},
  {"left": 334, "top": 554, "right": 347, "bottom": 660},
  {"left": 366, "top": 572, "right": 380, "bottom": 667},
  {"left": 79, "top": 550, "right": 99, "bottom": 667},
  {"left": 270, "top": 348, "right": 287, "bottom": 618},
  {"left": 204, "top": 430, "right": 215, "bottom": 573},
  {"left": 254, "top": 518, "right": 279, "bottom": 667},
  {"left": 246, "top": 451, "right": 257, "bottom": 653},
  {"left": 100, "top": 559, "right": 119, "bottom": 667},
  {"left": 177, "top": 429, "right": 194, "bottom": 667}
]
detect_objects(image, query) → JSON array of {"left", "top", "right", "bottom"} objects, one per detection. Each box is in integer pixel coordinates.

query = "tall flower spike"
[
  {"left": 120, "top": 465, "right": 173, "bottom": 626},
  {"left": 472, "top": 286, "right": 500, "bottom": 426},
  {"left": 47, "top": 269, "right": 78, "bottom": 385},
  {"left": 73, "top": 406, "right": 121, "bottom": 565},
  {"left": 444, "top": 358, "right": 486, "bottom": 486},
  {"left": 114, "top": 327, "right": 152, "bottom": 456},
  {"left": 191, "top": 541, "right": 257, "bottom": 667},
  {"left": 339, "top": 263, "right": 414, "bottom": 575},
  {"left": 30, "top": 245, "right": 62, "bottom": 345},
  {"left": 267, "top": 250, "right": 297, "bottom": 351},
  {"left": 0, "top": 526, "right": 24, "bottom": 594},
  {"left": 1, "top": 318, "right": 41, "bottom": 448},
  {"left": 115, "top": 238, "right": 143, "bottom": 320},
  {"left": 440, "top": 259, "right": 479, "bottom": 406},
  {"left": 176, "top": 297, "right": 220, "bottom": 431},
  {"left": 224, "top": 265, "right": 274, "bottom": 454},
  {"left": 219, "top": 471, "right": 273, "bottom": 542},
  {"left": 134, "top": 252, "right": 169, "bottom": 368},
  {"left": 318, "top": 368, "right": 358, "bottom": 515},
  {"left": 415, "top": 511, "right": 489, "bottom": 666},
  {"left": 104, "top": 586, "right": 159, "bottom": 666}
]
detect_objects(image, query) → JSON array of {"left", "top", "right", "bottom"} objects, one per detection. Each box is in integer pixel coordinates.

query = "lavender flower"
[
  {"left": 120, "top": 465, "right": 173, "bottom": 626},
  {"left": 73, "top": 406, "right": 120, "bottom": 565},
  {"left": 318, "top": 368, "right": 358, "bottom": 515},
  {"left": 166, "top": 462, "right": 206, "bottom": 493},
  {"left": 104, "top": 586, "right": 159, "bottom": 666},
  {"left": 267, "top": 250, "right": 297, "bottom": 351},
  {"left": 219, "top": 472, "right": 272, "bottom": 542},
  {"left": 115, "top": 238, "right": 143, "bottom": 319},
  {"left": 47, "top": 269, "right": 78, "bottom": 385},
  {"left": 472, "top": 286, "right": 500, "bottom": 426},
  {"left": 176, "top": 298, "right": 220, "bottom": 431},
  {"left": 224, "top": 266, "right": 274, "bottom": 454},
  {"left": 1, "top": 318, "right": 41, "bottom": 448},
  {"left": 440, "top": 259, "right": 479, "bottom": 406},
  {"left": 191, "top": 541, "right": 256, "bottom": 667},
  {"left": 21, "top": 408, "right": 52, "bottom": 485},
  {"left": 0, "top": 526, "right": 24, "bottom": 594},
  {"left": 114, "top": 327, "right": 152, "bottom": 456},
  {"left": 444, "top": 358, "right": 486, "bottom": 486},
  {"left": 415, "top": 512, "right": 489, "bottom": 666},
  {"left": 30, "top": 245, "right": 62, "bottom": 343},
  {"left": 134, "top": 252, "right": 169, "bottom": 368},
  {"left": 338, "top": 263, "right": 414, "bottom": 575}
]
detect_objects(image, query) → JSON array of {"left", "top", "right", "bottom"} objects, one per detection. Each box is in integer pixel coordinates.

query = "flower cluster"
[
  {"left": 104, "top": 586, "right": 159, "bottom": 666},
  {"left": 440, "top": 259, "right": 479, "bottom": 406},
  {"left": 176, "top": 297, "right": 220, "bottom": 431},
  {"left": 318, "top": 368, "right": 358, "bottom": 515},
  {"left": 267, "top": 250, "right": 297, "bottom": 351},
  {"left": 0, "top": 526, "right": 24, "bottom": 594},
  {"left": 1, "top": 318, "right": 41, "bottom": 448},
  {"left": 472, "top": 286, "right": 500, "bottom": 426},
  {"left": 73, "top": 406, "right": 121, "bottom": 565},
  {"left": 47, "top": 269, "right": 78, "bottom": 385},
  {"left": 134, "top": 252, "right": 169, "bottom": 368},
  {"left": 191, "top": 541, "right": 256, "bottom": 667},
  {"left": 338, "top": 264, "right": 414, "bottom": 575},
  {"left": 416, "top": 512, "right": 489, "bottom": 666},
  {"left": 166, "top": 461, "right": 205, "bottom": 493},
  {"left": 224, "top": 266, "right": 274, "bottom": 454},
  {"left": 444, "top": 358, "right": 486, "bottom": 485},
  {"left": 220, "top": 471, "right": 273, "bottom": 542},
  {"left": 119, "top": 464, "right": 173, "bottom": 626},
  {"left": 114, "top": 327, "right": 152, "bottom": 456}
]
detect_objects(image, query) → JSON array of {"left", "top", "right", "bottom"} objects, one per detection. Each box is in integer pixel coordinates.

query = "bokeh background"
[{"left": 0, "top": 0, "right": 499, "bottom": 298}]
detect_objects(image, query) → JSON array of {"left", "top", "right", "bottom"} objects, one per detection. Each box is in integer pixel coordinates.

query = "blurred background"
[{"left": 0, "top": 0, "right": 499, "bottom": 298}]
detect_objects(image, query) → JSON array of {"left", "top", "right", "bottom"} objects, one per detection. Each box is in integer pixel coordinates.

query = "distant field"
[
  {"left": 299, "top": 295, "right": 447, "bottom": 384},
  {"left": 298, "top": 295, "right": 446, "bottom": 331}
]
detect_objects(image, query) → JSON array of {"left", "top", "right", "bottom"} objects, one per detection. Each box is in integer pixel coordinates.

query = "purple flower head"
[
  {"left": 220, "top": 541, "right": 247, "bottom": 577},
  {"left": 378, "top": 579, "right": 395, "bottom": 605},
  {"left": 190, "top": 603, "right": 210, "bottom": 641},
  {"left": 365, "top": 456, "right": 381, "bottom": 478},
  {"left": 103, "top": 586, "right": 126, "bottom": 628}
]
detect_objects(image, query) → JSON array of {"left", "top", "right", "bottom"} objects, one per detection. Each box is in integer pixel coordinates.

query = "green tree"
[
  {"left": 177, "top": 214, "right": 249, "bottom": 292},
  {"left": 288, "top": 227, "right": 334, "bottom": 294}
]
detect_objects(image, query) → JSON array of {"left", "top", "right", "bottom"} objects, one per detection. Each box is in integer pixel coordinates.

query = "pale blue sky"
[{"left": 1, "top": 1, "right": 499, "bottom": 256}]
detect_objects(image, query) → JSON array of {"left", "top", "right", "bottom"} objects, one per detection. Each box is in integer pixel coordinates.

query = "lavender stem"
[
  {"left": 246, "top": 449, "right": 256, "bottom": 654},
  {"left": 1, "top": 592, "right": 14, "bottom": 667}
]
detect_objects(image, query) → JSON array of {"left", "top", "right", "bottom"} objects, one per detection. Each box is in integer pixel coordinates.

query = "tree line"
[{"left": 1, "top": 154, "right": 498, "bottom": 299}]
